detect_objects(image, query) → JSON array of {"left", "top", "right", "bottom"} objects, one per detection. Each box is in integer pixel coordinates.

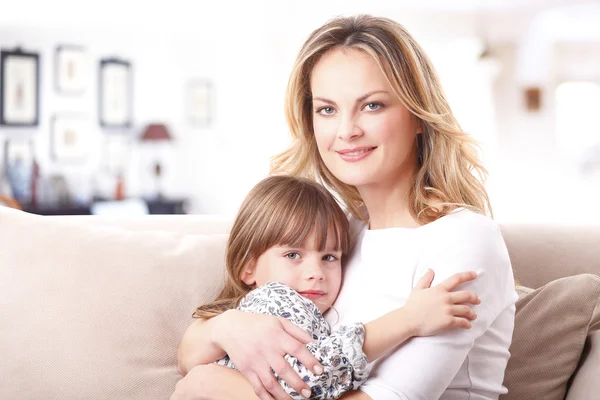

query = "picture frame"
[
  {"left": 55, "top": 45, "right": 87, "bottom": 95},
  {"left": 99, "top": 58, "right": 132, "bottom": 129},
  {"left": 186, "top": 79, "right": 213, "bottom": 127},
  {"left": 0, "top": 48, "right": 40, "bottom": 127},
  {"left": 51, "top": 114, "right": 91, "bottom": 163}
]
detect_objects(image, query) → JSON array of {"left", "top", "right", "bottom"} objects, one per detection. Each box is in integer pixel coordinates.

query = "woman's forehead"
[{"left": 310, "top": 48, "right": 390, "bottom": 99}]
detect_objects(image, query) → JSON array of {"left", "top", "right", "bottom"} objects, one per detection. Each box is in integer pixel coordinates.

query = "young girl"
[{"left": 185, "top": 175, "right": 480, "bottom": 400}]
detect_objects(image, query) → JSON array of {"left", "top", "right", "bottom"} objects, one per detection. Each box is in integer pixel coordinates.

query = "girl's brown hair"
[
  {"left": 271, "top": 14, "right": 491, "bottom": 223},
  {"left": 193, "top": 175, "right": 350, "bottom": 319}
]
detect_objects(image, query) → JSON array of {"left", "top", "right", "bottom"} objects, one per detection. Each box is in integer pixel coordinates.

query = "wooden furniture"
[{"left": 20, "top": 198, "right": 187, "bottom": 216}]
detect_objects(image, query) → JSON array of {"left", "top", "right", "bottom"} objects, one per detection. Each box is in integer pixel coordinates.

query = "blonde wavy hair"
[
  {"left": 193, "top": 175, "right": 350, "bottom": 320},
  {"left": 271, "top": 14, "right": 491, "bottom": 223}
]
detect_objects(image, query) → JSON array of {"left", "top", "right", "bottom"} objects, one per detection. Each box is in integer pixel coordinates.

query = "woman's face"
[{"left": 310, "top": 48, "right": 420, "bottom": 190}]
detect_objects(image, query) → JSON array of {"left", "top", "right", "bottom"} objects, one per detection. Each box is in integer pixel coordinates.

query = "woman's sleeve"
[{"left": 359, "top": 216, "right": 517, "bottom": 400}]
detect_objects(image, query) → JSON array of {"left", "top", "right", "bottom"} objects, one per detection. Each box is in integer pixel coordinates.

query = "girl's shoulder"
[{"left": 240, "top": 282, "right": 330, "bottom": 338}]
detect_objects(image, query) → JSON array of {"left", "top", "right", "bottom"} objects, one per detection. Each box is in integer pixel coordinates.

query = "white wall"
[{"left": 2, "top": 0, "right": 600, "bottom": 223}]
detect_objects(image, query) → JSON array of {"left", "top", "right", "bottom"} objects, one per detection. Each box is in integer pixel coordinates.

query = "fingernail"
[
  {"left": 302, "top": 389, "right": 311, "bottom": 398},
  {"left": 314, "top": 365, "right": 323, "bottom": 375}
]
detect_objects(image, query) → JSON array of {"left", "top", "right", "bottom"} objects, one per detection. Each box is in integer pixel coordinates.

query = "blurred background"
[{"left": 0, "top": 0, "right": 599, "bottom": 223}]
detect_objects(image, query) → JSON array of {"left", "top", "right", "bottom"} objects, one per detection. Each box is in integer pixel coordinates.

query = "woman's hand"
[
  {"left": 215, "top": 309, "right": 323, "bottom": 400},
  {"left": 405, "top": 269, "right": 480, "bottom": 336}
]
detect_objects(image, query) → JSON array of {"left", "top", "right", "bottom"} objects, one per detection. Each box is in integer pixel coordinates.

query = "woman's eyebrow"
[{"left": 312, "top": 90, "right": 389, "bottom": 106}]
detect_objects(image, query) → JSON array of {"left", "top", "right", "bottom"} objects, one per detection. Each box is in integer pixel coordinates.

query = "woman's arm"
[
  {"left": 171, "top": 364, "right": 259, "bottom": 400},
  {"left": 177, "top": 308, "right": 322, "bottom": 400},
  {"left": 358, "top": 217, "right": 516, "bottom": 400},
  {"left": 362, "top": 270, "right": 478, "bottom": 362},
  {"left": 177, "top": 317, "right": 227, "bottom": 376}
]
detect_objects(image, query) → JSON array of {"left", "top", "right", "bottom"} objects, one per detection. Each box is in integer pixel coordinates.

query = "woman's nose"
[{"left": 337, "top": 115, "right": 363, "bottom": 141}]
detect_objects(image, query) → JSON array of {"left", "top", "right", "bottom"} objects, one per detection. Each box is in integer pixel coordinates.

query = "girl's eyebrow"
[{"left": 312, "top": 90, "right": 390, "bottom": 106}]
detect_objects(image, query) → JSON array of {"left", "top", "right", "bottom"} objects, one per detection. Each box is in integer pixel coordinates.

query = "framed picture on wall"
[
  {"left": 0, "top": 48, "right": 40, "bottom": 127},
  {"left": 99, "top": 58, "right": 132, "bottom": 129},
  {"left": 55, "top": 45, "right": 87, "bottom": 95},
  {"left": 51, "top": 114, "right": 91, "bottom": 163},
  {"left": 186, "top": 79, "right": 213, "bottom": 127}
]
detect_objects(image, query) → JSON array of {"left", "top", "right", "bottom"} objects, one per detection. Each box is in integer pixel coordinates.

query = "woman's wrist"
[{"left": 212, "top": 309, "right": 237, "bottom": 351}]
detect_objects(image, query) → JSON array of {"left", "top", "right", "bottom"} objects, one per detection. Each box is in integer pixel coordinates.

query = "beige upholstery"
[
  {"left": 500, "top": 276, "right": 600, "bottom": 400},
  {"left": 1, "top": 207, "right": 599, "bottom": 399}
]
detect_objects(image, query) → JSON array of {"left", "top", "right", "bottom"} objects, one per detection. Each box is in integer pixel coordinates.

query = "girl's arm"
[
  {"left": 357, "top": 217, "right": 516, "bottom": 400},
  {"left": 362, "top": 269, "right": 478, "bottom": 362}
]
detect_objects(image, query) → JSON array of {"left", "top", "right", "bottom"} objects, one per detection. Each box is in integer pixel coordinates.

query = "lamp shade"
[{"left": 140, "top": 124, "right": 172, "bottom": 141}]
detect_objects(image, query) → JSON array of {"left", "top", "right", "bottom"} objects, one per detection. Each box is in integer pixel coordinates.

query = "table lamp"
[{"left": 139, "top": 123, "right": 172, "bottom": 199}]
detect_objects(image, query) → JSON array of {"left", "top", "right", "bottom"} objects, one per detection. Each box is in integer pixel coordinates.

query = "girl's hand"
[
  {"left": 215, "top": 309, "right": 323, "bottom": 400},
  {"left": 405, "top": 269, "right": 480, "bottom": 337}
]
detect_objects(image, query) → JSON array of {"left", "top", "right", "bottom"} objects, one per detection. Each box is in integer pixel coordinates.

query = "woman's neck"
[{"left": 358, "top": 179, "right": 420, "bottom": 230}]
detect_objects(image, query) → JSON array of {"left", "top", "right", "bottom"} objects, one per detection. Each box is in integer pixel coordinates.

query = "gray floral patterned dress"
[{"left": 215, "top": 281, "right": 370, "bottom": 399}]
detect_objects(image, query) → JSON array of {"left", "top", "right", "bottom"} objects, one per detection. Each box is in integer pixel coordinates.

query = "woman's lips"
[{"left": 336, "top": 146, "right": 376, "bottom": 162}]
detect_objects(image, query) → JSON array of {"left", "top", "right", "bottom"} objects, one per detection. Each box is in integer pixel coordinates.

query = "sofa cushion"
[
  {"left": 501, "top": 274, "right": 600, "bottom": 400},
  {"left": 0, "top": 207, "right": 229, "bottom": 400}
]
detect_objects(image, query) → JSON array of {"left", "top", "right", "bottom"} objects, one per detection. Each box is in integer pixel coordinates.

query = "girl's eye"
[
  {"left": 285, "top": 252, "right": 301, "bottom": 260},
  {"left": 323, "top": 254, "right": 338, "bottom": 262},
  {"left": 317, "top": 106, "right": 335, "bottom": 116},
  {"left": 365, "top": 102, "right": 381, "bottom": 111}
]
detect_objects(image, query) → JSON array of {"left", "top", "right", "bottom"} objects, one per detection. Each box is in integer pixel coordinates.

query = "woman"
[{"left": 173, "top": 14, "right": 517, "bottom": 400}]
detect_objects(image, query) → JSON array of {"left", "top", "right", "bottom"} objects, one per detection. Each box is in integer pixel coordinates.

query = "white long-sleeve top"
[{"left": 325, "top": 209, "right": 517, "bottom": 400}]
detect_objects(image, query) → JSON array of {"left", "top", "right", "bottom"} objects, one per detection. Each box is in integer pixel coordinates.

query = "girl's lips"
[
  {"left": 336, "top": 146, "right": 376, "bottom": 162},
  {"left": 299, "top": 291, "right": 325, "bottom": 300}
]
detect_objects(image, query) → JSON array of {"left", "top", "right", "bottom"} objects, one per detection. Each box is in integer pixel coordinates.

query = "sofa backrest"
[{"left": 48, "top": 213, "right": 600, "bottom": 289}]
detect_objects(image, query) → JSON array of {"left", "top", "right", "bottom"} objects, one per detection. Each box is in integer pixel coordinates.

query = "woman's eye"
[
  {"left": 365, "top": 103, "right": 381, "bottom": 111},
  {"left": 317, "top": 106, "right": 335, "bottom": 116},
  {"left": 285, "top": 252, "right": 301, "bottom": 260},
  {"left": 323, "top": 254, "right": 338, "bottom": 262}
]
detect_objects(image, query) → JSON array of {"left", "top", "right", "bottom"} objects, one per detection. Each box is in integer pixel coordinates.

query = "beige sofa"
[{"left": 1, "top": 206, "right": 599, "bottom": 400}]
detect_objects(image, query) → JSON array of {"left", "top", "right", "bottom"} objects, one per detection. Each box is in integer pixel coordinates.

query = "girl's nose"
[{"left": 306, "top": 264, "right": 325, "bottom": 281}]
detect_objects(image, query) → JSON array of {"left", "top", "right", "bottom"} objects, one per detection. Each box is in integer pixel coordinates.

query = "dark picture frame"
[
  {"left": 0, "top": 48, "right": 40, "bottom": 127},
  {"left": 51, "top": 113, "right": 91, "bottom": 163},
  {"left": 99, "top": 58, "right": 132, "bottom": 129},
  {"left": 55, "top": 45, "right": 87, "bottom": 95}
]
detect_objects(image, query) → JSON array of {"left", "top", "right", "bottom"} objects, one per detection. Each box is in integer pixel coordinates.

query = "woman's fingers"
[
  {"left": 279, "top": 317, "right": 314, "bottom": 345},
  {"left": 255, "top": 365, "right": 289, "bottom": 400},
  {"left": 280, "top": 318, "right": 322, "bottom": 374},
  {"left": 437, "top": 271, "right": 477, "bottom": 291},
  {"left": 271, "top": 356, "right": 312, "bottom": 399},
  {"left": 414, "top": 268, "right": 435, "bottom": 289},
  {"left": 449, "top": 290, "right": 480, "bottom": 305},
  {"left": 247, "top": 370, "right": 277, "bottom": 400}
]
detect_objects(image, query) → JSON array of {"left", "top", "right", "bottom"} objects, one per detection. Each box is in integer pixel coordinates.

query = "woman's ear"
[{"left": 241, "top": 262, "right": 257, "bottom": 286}]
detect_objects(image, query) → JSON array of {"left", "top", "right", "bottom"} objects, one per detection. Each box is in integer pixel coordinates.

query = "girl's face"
[
  {"left": 241, "top": 229, "right": 343, "bottom": 313},
  {"left": 310, "top": 48, "right": 420, "bottom": 191}
]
